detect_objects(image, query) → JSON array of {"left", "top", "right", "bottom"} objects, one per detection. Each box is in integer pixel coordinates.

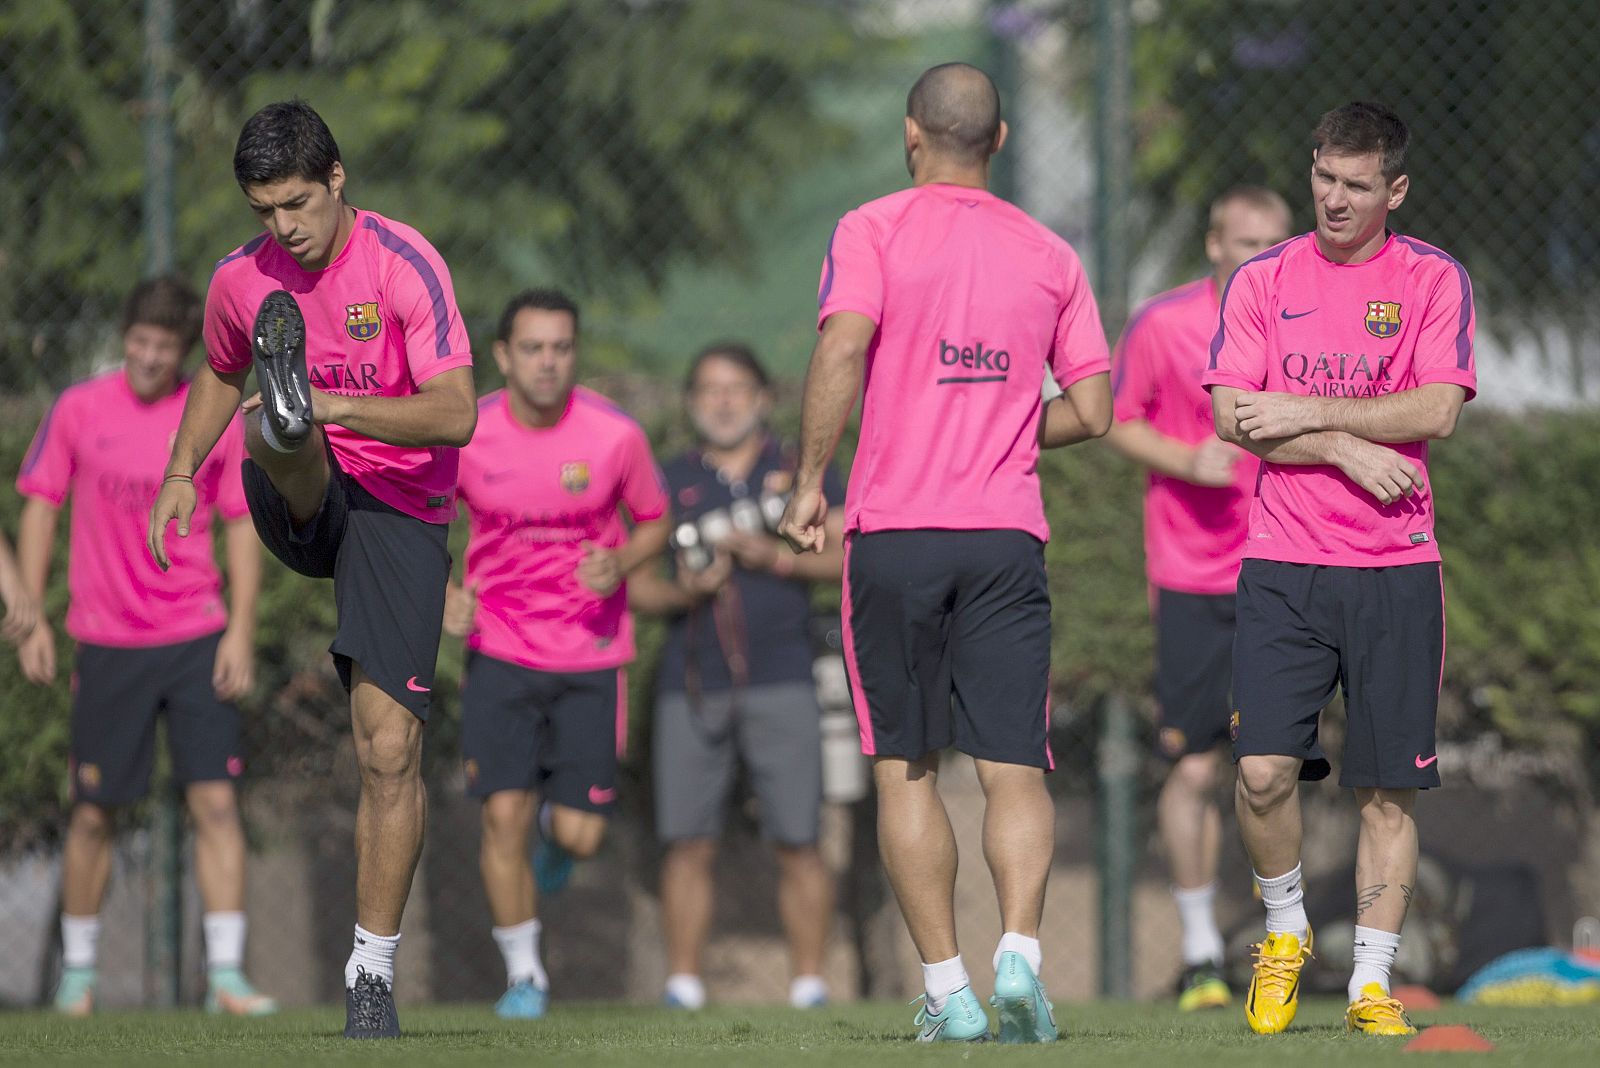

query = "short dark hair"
[
  {"left": 497, "top": 288, "right": 580, "bottom": 342},
  {"left": 906, "top": 63, "right": 1003, "bottom": 165},
  {"left": 684, "top": 341, "right": 770, "bottom": 393},
  {"left": 1313, "top": 102, "right": 1409, "bottom": 181},
  {"left": 121, "top": 275, "right": 203, "bottom": 353},
  {"left": 1208, "top": 184, "right": 1292, "bottom": 231},
  {"left": 233, "top": 99, "right": 342, "bottom": 188}
]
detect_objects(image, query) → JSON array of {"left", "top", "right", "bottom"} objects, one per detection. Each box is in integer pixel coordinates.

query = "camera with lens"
[{"left": 671, "top": 487, "right": 791, "bottom": 572}]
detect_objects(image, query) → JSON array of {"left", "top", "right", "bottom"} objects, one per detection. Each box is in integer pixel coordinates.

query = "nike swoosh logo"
[
  {"left": 1415, "top": 753, "right": 1439, "bottom": 768},
  {"left": 588, "top": 785, "right": 618, "bottom": 805},
  {"left": 1280, "top": 308, "right": 1316, "bottom": 320},
  {"left": 405, "top": 676, "right": 431, "bottom": 693}
]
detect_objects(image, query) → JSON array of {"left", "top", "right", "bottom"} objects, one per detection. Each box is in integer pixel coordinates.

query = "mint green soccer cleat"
[
  {"left": 913, "top": 985, "right": 991, "bottom": 1042},
  {"left": 206, "top": 967, "right": 278, "bottom": 1015},
  {"left": 991, "top": 951, "right": 1057, "bottom": 1043},
  {"left": 53, "top": 966, "right": 95, "bottom": 1016},
  {"left": 495, "top": 979, "right": 549, "bottom": 1019}
]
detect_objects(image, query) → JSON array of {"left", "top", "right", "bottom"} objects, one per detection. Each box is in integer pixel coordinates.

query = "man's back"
[{"left": 819, "top": 183, "right": 1108, "bottom": 540}]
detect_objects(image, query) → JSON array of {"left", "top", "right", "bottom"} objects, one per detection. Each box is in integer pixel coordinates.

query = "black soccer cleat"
[
  {"left": 343, "top": 967, "right": 400, "bottom": 1039},
  {"left": 251, "top": 289, "right": 313, "bottom": 449}
]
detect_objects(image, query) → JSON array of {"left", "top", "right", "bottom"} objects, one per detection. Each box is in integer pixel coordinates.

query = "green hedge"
[{"left": 1, "top": 397, "right": 1595, "bottom": 845}]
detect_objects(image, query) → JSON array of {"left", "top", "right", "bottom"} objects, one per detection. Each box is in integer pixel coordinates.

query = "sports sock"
[
  {"left": 1173, "top": 883, "right": 1225, "bottom": 965},
  {"left": 203, "top": 911, "right": 247, "bottom": 973},
  {"left": 664, "top": 973, "right": 706, "bottom": 1009},
  {"left": 344, "top": 924, "right": 400, "bottom": 988},
  {"left": 1254, "top": 865, "right": 1309, "bottom": 939},
  {"left": 60, "top": 915, "right": 101, "bottom": 970},
  {"left": 492, "top": 919, "right": 549, "bottom": 990},
  {"left": 257, "top": 410, "right": 299, "bottom": 454},
  {"left": 1348, "top": 925, "right": 1402, "bottom": 1002},
  {"left": 993, "top": 932, "right": 1043, "bottom": 975},
  {"left": 789, "top": 974, "right": 828, "bottom": 1007},
  {"left": 921, "top": 954, "right": 969, "bottom": 1013}
]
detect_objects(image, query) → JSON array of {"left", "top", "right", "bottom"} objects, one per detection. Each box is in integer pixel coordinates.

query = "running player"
[
  {"left": 1105, "top": 186, "right": 1289, "bottom": 1010},
  {"left": 146, "top": 101, "right": 476, "bottom": 1039},
  {"left": 18, "top": 277, "right": 274, "bottom": 1016},
  {"left": 444, "top": 289, "right": 669, "bottom": 1019},
  {"left": 1204, "top": 102, "right": 1476, "bottom": 1037},
  {"left": 779, "top": 63, "right": 1111, "bottom": 1043}
]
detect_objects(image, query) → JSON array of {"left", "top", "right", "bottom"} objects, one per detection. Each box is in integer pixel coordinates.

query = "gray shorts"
[{"left": 653, "top": 681, "right": 822, "bottom": 847}]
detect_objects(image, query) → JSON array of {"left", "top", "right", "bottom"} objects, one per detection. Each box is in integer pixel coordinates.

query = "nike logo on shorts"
[
  {"left": 1279, "top": 308, "right": 1316, "bottom": 320},
  {"left": 405, "top": 676, "right": 430, "bottom": 693},
  {"left": 1414, "top": 753, "right": 1439, "bottom": 768},
  {"left": 588, "top": 785, "right": 617, "bottom": 805}
]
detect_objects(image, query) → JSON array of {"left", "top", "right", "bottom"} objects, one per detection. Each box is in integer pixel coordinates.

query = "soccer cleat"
[
  {"left": 53, "top": 966, "right": 95, "bottom": 1017},
  {"left": 534, "top": 838, "right": 575, "bottom": 896},
  {"left": 913, "top": 986, "right": 991, "bottom": 1043},
  {"left": 1245, "top": 928, "right": 1313, "bottom": 1034},
  {"left": 990, "top": 950, "right": 1057, "bottom": 1043},
  {"left": 344, "top": 966, "right": 400, "bottom": 1039},
  {"left": 494, "top": 979, "right": 549, "bottom": 1019},
  {"left": 251, "top": 290, "right": 313, "bottom": 450},
  {"left": 205, "top": 967, "right": 278, "bottom": 1016},
  {"left": 1176, "top": 961, "right": 1232, "bottom": 1012},
  {"left": 1346, "top": 982, "right": 1417, "bottom": 1036}
]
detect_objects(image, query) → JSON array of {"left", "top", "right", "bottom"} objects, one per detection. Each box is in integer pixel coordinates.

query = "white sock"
[
  {"left": 257, "top": 411, "right": 299, "bottom": 454},
  {"left": 345, "top": 924, "right": 400, "bottom": 988},
  {"left": 789, "top": 974, "right": 828, "bottom": 1008},
  {"left": 1255, "top": 865, "right": 1309, "bottom": 938},
  {"left": 993, "top": 931, "right": 1043, "bottom": 975},
  {"left": 665, "top": 973, "right": 706, "bottom": 1009},
  {"left": 61, "top": 915, "right": 100, "bottom": 970},
  {"left": 921, "top": 954, "right": 969, "bottom": 1013},
  {"left": 203, "top": 911, "right": 247, "bottom": 973},
  {"left": 1173, "top": 884, "right": 1225, "bottom": 965},
  {"left": 1349, "top": 925, "right": 1402, "bottom": 1002},
  {"left": 492, "top": 919, "right": 548, "bottom": 990}
]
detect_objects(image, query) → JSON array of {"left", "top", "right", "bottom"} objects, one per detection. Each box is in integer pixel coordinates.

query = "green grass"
[{"left": 1, "top": 999, "right": 1597, "bottom": 1066}]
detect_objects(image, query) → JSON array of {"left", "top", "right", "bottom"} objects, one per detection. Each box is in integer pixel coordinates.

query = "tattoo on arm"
[
  {"left": 1356, "top": 883, "right": 1388, "bottom": 920},
  {"left": 1401, "top": 884, "right": 1414, "bottom": 912}
]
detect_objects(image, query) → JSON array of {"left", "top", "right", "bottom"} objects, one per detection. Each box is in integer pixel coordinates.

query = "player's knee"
[
  {"left": 481, "top": 792, "right": 532, "bottom": 840},
  {"left": 358, "top": 724, "right": 422, "bottom": 788},
  {"left": 1169, "top": 752, "right": 1219, "bottom": 794},
  {"left": 1357, "top": 789, "right": 1415, "bottom": 836},
  {"left": 1236, "top": 757, "right": 1295, "bottom": 812},
  {"left": 68, "top": 802, "right": 115, "bottom": 841},
  {"left": 664, "top": 838, "right": 717, "bottom": 870},
  {"left": 553, "top": 810, "right": 606, "bottom": 859},
  {"left": 774, "top": 843, "right": 825, "bottom": 875},
  {"left": 186, "top": 786, "right": 240, "bottom": 833}
]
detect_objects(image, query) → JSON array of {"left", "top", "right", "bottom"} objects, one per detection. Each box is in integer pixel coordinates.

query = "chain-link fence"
[{"left": 3, "top": 0, "right": 1600, "bottom": 1011}]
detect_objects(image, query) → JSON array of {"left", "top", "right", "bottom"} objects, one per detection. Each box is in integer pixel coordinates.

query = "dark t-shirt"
[{"left": 655, "top": 439, "right": 845, "bottom": 694}]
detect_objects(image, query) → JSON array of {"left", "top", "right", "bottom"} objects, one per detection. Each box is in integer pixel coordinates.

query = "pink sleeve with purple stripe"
[
  {"left": 1399, "top": 239, "right": 1477, "bottom": 400},
  {"left": 1049, "top": 251, "right": 1111, "bottom": 388},
  {"left": 1111, "top": 307, "right": 1160, "bottom": 423},
  {"left": 369, "top": 219, "right": 473, "bottom": 384},
  {"left": 817, "top": 210, "right": 883, "bottom": 329},
  {"left": 619, "top": 425, "right": 668, "bottom": 523},
  {"left": 15, "top": 391, "right": 76, "bottom": 505},
  {"left": 1203, "top": 264, "right": 1269, "bottom": 392}
]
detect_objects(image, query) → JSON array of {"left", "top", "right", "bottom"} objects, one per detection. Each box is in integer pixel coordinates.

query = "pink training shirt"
[
  {"left": 457, "top": 388, "right": 668, "bottom": 672},
  {"left": 818, "top": 183, "right": 1110, "bottom": 541},
  {"left": 17, "top": 370, "right": 248, "bottom": 648},
  {"left": 1203, "top": 232, "right": 1477, "bottom": 567},
  {"left": 205, "top": 208, "right": 474, "bottom": 523},
  {"left": 1113, "top": 278, "right": 1259, "bottom": 594}
]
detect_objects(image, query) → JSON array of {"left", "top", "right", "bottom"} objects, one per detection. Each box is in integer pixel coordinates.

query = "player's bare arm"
[
  {"left": 15, "top": 495, "right": 59, "bottom": 685},
  {"left": 148, "top": 364, "right": 250, "bottom": 570},
  {"left": 1213, "top": 385, "right": 1422, "bottom": 505},
  {"left": 214, "top": 516, "right": 262, "bottom": 701},
  {"left": 625, "top": 551, "right": 733, "bottom": 615},
  {"left": 723, "top": 511, "right": 845, "bottom": 581},
  {"left": 1233, "top": 382, "right": 1465, "bottom": 444},
  {"left": 1104, "top": 418, "right": 1239, "bottom": 487},
  {"left": 779, "top": 311, "right": 875, "bottom": 554},
  {"left": 1039, "top": 372, "right": 1112, "bottom": 449},
  {"left": 296, "top": 365, "right": 477, "bottom": 449},
  {"left": 0, "top": 533, "right": 38, "bottom": 643},
  {"left": 576, "top": 514, "right": 673, "bottom": 598}
]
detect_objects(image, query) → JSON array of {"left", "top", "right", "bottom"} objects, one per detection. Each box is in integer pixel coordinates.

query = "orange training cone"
[{"left": 1404, "top": 1025, "right": 1495, "bottom": 1053}]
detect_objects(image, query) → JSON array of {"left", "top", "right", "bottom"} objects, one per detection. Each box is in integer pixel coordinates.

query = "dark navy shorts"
[
  {"left": 843, "top": 529, "right": 1053, "bottom": 769},
  {"left": 242, "top": 450, "right": 449, "bottom": 721},
  {"left": 460, "top": 653, "right": 624, "bottom": 815},
  {"left": 1232, "top": 559, "right": 1445, "bottom": 789},
  {"left": 1153, "top": 588, "right": 1236, "bottom": 760},
  {"left": 69, "top": 633, "right": 242, "bottom": 806}
]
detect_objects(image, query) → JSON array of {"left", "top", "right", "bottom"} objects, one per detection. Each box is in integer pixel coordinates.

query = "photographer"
[{"left": 629, "top": 343, "right": 844, "bottom": 1010}]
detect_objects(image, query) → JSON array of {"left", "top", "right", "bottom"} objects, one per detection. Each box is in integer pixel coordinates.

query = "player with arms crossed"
[
  {"left": 146, "top": 101, "right": 476, "bottom": 1039},
  {"left": 444, "top": 289, "right": 669, "bottom": 1018},
  {"left": 20, "top": 277, "right": 272, "bottom": 1017},
  {"left": 1105, "top": 186, "right": 1290, "bottom": 1010},
  {"left": 780, "top": 63, "right": 1111, "bottom": 1043},
  {"left": 1204, "top": 102, "right": 1476, "bottom": 1037}
]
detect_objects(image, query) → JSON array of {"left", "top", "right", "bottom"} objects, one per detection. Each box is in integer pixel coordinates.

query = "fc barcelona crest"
[
  {"left": 560, "top": 461, "right": 591, "bottom": 495},
  {"left": 346, "top": 301, "right": 382, "bottom": 342},
  {"left": 1364, "top": 300, "right": 1402, "bottom": 339}
]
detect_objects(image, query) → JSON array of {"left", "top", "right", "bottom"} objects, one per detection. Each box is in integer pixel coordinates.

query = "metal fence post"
[
  {"left": 141, "top": 0, "right": 181, "bottom": 1010},
  {"left": 1092, "top": 0, "right": 1133, "bottom": 334},
  {"left": 1097, "top": 693, "right": 1137, "bottom": 999}
]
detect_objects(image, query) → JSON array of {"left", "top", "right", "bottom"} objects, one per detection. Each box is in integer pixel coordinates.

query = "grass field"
[{"left": 2, "top": 999, "right": 1598, "bottom": 1066}]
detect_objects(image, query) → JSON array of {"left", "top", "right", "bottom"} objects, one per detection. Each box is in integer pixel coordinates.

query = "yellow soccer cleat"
[
  {"left": 1345, "top": 982, "right": 1417, "bottom": 1036},
  {"left": 1176, "top": 962, "right": 1231, "bottom": 1012},
  {"left": 1245, "top": 928, "right": 1313, "bottom": 1034}
]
